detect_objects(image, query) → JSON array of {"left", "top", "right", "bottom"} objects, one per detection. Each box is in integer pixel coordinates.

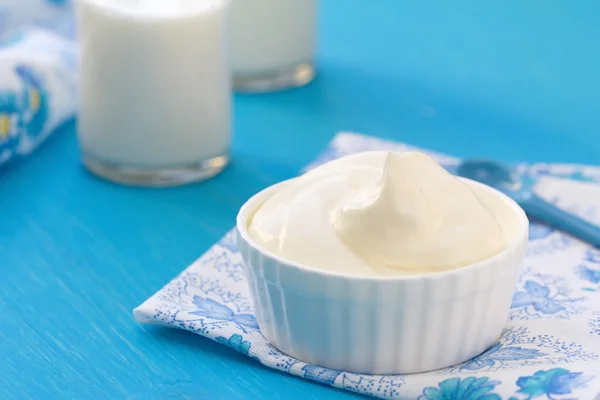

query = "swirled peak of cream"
[{"left": 248, "top": 151, "right": 510, "bottom": 276}]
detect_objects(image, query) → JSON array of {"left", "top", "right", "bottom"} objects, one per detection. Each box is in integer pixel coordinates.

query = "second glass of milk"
[
  {"left": 76, "top": 0, "right": 231, "bottom": 187},
  {"left": 230, "top": 0, "right": 317, "bottom": 92}
]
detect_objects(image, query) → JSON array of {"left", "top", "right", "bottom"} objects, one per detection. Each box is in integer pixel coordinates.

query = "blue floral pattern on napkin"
[
  {"left": 0, "top": 29, "right": 76, "bottom": 167},
  {"left": 135, "top": 133, "right": 600, "bottom": 399},
  {"left": 0, "top": 64, "right": 49, "bottom": 155},
  {"left": 419, "top": 376, "right": 503, "bottom": 400},
  {"left": 1, "top": 2, "right": 76, "bottom": 167}
]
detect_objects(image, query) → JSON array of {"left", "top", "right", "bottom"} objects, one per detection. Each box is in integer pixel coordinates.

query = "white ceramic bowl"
[{"left": 236, "top": 178, "right": 529, "bottom": 374}]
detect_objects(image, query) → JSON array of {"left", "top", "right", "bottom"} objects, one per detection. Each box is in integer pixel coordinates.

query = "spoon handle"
[{"left": 521, "top": 194, "right": 600, "bottom": 248}]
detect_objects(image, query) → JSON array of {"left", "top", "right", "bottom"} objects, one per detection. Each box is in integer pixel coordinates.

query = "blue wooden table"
[{"left": 1, "top": 1, "right": 599, "bottom": 399}]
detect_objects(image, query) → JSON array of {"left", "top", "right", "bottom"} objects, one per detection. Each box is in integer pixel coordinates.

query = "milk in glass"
[
  {"left": 77, "top": 0, "right": 231, "bottom": 186},
  {"left": 230, "top": 0, "right": 317, "bottom": 92}
]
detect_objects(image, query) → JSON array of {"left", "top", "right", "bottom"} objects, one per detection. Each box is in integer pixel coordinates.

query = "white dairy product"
[
  {"left": 77, "top": 0, "right": 230, "bottom": 168},
  {"left": 229, "top": 0, "right": 316, "bottom": 75},
  {"left": 249, "top": 151, "right": 514, "bottom": 276}
]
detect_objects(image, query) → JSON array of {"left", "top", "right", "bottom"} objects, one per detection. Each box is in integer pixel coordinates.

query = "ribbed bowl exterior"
[{"left": 237, "top": 181, "right": 529, "bottom": 374}]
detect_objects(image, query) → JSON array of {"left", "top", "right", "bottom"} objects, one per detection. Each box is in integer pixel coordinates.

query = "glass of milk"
[
  {"left": 76, "top": 0, "right": 231, "bottom": 187},
  {"left": 230, "top": 0, "right": 317, "bottom": 92}
]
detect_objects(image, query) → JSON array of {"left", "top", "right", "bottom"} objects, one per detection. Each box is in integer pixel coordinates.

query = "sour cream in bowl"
[{"left": 236, "top": 151, "right": 528, "bottom": 374}]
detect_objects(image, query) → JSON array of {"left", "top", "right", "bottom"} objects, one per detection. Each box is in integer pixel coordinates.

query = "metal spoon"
[{"left": 454, "top": 160, "right": 600, "bottom": 247}]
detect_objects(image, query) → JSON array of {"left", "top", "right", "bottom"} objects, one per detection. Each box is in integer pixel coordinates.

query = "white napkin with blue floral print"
[
  {"left": 135, "top": 132, "right": 600, "bottom": 400},
  {"left": 0, "top": 0, "right": 76, "bottom": 167},
  {"left": 1, "top": 0, "right": 74, "bottom": 39}
]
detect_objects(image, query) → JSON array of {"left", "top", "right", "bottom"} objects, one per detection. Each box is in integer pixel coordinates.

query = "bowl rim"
[{"left": 236, "top": 177, "right": 529, "bottom": 282}]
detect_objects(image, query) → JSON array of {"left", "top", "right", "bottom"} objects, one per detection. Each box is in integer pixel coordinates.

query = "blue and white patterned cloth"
[
  {"left": 135, "top": 132, "right": 600, "bottom": 400},
  {"left": 0, "top": 0, "right": 74, "bottom": 39},
  {"left": 0, "top": 0, "right": 76, "bottom": 167}
]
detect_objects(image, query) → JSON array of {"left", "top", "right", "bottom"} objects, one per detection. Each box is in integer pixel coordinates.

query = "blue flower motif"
[
  {"left": 578, "top": 265, "right": 600, "bottom": 284},
  {"left": 462, "top": 342, "right": 545, "bottom": 371},
  {"left": 0, "top": 64, "right": 49, "bottom": 165},
  {"left": 516, "top": 368, "right": 591, "bottom": 398},
  {"left": 418, "top": 377, "right": 501, "bottom": 400},
  {"left": 585, "top": 248, "right": 600, "bottom": 264},
  {"left": 511, "top": 281, "right": 566, "bottom": 315},
  {"left": 301, "top": 364, "right": 343, "bottom": 386},
  {"left": 15, "top": 65, "right": 49, "bottom": 141},
  {"left": 190, "top": 296, "right": 259, "bottom": 331},
  {"left": 0, "top": 90, "right": 19, "bottom": 157},
  {"left": 215, "top": 334, "right": 253, "bottom": 357},
  {"left": 578, "top": 248, "right": 600, "bottom": 290}
]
